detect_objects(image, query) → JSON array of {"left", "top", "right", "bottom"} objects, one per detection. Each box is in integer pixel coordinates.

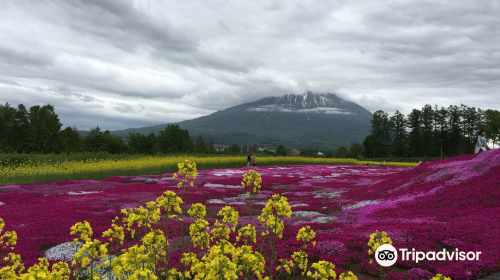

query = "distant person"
[
  {"left": 382, "top": 160, "right": 386, "bottom": 167},
  {"left": 252, "top": 155, "right": 256, "bottom": 166},
  {"left": 475, "top": 130, "right": 487, "bottom": 154},
  {"left": 247, "top": 154, "right": 251, "bottom": 166}
]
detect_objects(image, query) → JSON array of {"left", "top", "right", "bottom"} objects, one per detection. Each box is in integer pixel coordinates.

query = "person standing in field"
[
  {"left": 247, "top": 154, "right": 251, "bottom": 166},
  {"left": 475, "top": 130, "right": 487, "bottom": 153},
  {"left": 252, "top": 155, "right": 256, "bottom": 166}
]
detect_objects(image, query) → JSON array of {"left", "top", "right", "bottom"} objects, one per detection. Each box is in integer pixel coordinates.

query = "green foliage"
[
  {"left": 334, "top": 146, "right": 348, "bottom": 158},
  {"left": 128, "top": 132, "right": 157, "bottom": 154},
  {"left": 275, "top": 144, "right": 287, "bottom": 156},
  {"left": 347, "top": 143, "right": 363, "bottom": 159},
  {"left": 0, "top": 103, "right": 62, "bottom": 153},
  {"left": 195, "top": 135, "right": 208, "bottom": 153},
  {"left": 324, "top": 150, "right": 334, "bottom": 158},
  {"left": 157, "top": 124, "right": 193, "bottom": 153},
  {"left": 363, "top": 103, "right": 500, "bottom": 158},
  {"left": 59, "top": 126, "right": 82, "bottom": 153},
  {"left": 227, "top": 143, "right": 241, "bottom": 154}
]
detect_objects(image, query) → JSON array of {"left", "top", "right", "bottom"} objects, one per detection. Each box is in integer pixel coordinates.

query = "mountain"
[{"left": 107, "top": 91, "right": 373, "bottom": 151}]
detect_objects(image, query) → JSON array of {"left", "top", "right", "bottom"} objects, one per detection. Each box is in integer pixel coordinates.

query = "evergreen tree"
[
  {"left": 84, "top": 126, "right": 105, "bottom": 152},
  {"left": 407, "top": 109, "right": 422, "bottom": 157},
  {"left": 347, "top": 143, "right": 363, "bottom": 159},
  {"left": 59, "top": 126, "right": 81, "bottom": 153},
  {"left": 28, "top": 104, "right": 62, "bottom": 153},
  {"left": 390, "top": 110, "right": 407, "bottom": 157},
  {"left": 334, "top": 146, "right": 348, "bottom": 158},
  {"left": 195, "top": 135, "right": 208, "bottom": 153},
  {"left": 209, "top": 140, "right": 215, "bottom": 154},
  {"left": 275, "top": 144, "right": 287, "bottom": 156}
]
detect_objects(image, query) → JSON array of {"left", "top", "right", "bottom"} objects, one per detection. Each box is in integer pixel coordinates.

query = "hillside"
[{"left": 107, "top": 91, "right": 373, "bottom": 150}]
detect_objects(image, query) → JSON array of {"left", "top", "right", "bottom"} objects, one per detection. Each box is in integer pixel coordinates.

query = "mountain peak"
[{"left": 247, "top": 91, "right": 352, "bottom": 115}]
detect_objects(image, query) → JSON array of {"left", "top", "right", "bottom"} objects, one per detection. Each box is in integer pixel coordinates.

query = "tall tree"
[
  {"left": 28, "top": 104, "right": 62, "bottom": 153},
  {"left": 390, "top": 110, "right": 407, "bottom": 157},
  {"left": 447, "top": 105, "right": 462, "bottom": 156},
  {"left": 347, "top": 143, "right": 363, "bottom": 159},
  {"left": 334, "top": 146, "right": 348, "bottom": 158},
  {"left": 420, "top": 105, "right": 434, "bottom": 156},
  {"left": 59, "top": 126, "right": 82, "bottom": 153},
  {"left": 84, "top": 126, "right": 105, "bottom": 152},
  {"left": 370, "top": 110, "right": 392, "bottom": 157},
  {"left": 209, "top": 140, "right": 215, "bottom": 154},
  {"left": 484, "top": 109, "right": 500, "bottom": 148},
  {"left": 157, "top": 125, "right": 193, "bottom": 153},
  {"left": 407, "top": 109, "right": 422, "bottom": 157},
  {"left": 195, "top": 135, "right": 208, "bottom": 153}
]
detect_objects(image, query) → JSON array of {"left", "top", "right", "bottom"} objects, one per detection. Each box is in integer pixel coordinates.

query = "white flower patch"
[
  {"left": 46, "top": 242, "right": 82, "bottom": 261},
  {"left": 291, "top": 204, "right": 309, "bottom": 208},
  {"left": 292, "top": 211, "right": 323, "bottom": 217},
  {"left": 343, "top": 200, "right": 379, "bottom": 210},
  {"left": 67, "top": 191, "right": 102, "bottom": 195},
  {"left": 203, "top": 184, "right": 241, "bottom": 189},
  {"left": 311, "top": 216, "right": 337, "bottom": 223},
  {"left": 312, "top": 176, "right": 323, "bottom": 178},
  {"left": 213, "top": 170, "right": 245, "bottom": 176},
  {"left": 0, "top": 202, "right": 4, "bottom": 206},
  {"left": 238, "top": 194, "right": 250, "bottom": 199},
  {"left": 314, "top": 190, "right": 344, "bottom": 199},
  {"left": 325, "top": 173, "right": 342, "bottom": 178},
  {"left": 229, "top": 202, "right": 246, "bottom": 205},
  {"left": 268, "top": 167, "right": 291, "bottom": 170},
  {"left": 254, "top": 201, "right": 268, "bottom": 205},
  {"left": 160, "top": 177, "right": 176, "bottom": 180},
  {"left": 206, "top": 199, "right": 226, "bottom": 204},
  {"left": 273, "top": 175, "right": 282, "bottom": 177}
]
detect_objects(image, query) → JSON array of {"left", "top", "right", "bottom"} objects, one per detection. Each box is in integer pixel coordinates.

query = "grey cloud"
[
  {"left": 1, "top": 0, "right": 500, "bottom": 130},
  {"left": 0, "top": 45, "right": 54, "bottom": 67},
  {"left": 248, "top": 105, "right": 353, "bottom": 114}
]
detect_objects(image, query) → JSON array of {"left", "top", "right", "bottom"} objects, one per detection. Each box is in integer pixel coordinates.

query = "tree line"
[
  {"left": 362, "top": 104, "right": 500, "bottom": 158},
  {"left": 0, "top": 102, "right": 287, "bottom": 155},
  {"left": 0, "top": 103, "right": 220, "bottom": 154}
]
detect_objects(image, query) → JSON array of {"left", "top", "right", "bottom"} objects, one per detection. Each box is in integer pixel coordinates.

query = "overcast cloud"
[{"left": 1, "top": 0, "right": 499, "bottom": 130}]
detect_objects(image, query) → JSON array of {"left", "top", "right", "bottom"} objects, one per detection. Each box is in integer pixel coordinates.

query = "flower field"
[
  {"left": 0, "top": 155, "right": 417, "bottom": 186},
  {"left": 1, "top": 149, "right": 499, "bottom": 279}
]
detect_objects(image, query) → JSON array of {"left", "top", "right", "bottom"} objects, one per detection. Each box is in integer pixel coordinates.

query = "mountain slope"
[{"left": 110, "top": 92, "right": 373, "bottom": 150}]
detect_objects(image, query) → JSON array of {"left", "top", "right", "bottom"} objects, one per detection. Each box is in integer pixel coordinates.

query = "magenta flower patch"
[{"left": 1, "top": 150, "right": 500, "bottom": 279}]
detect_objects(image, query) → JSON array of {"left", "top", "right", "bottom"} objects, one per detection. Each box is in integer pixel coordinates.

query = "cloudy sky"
[{"left": 1, "top": 0, "right": 499, "bottom": 130}]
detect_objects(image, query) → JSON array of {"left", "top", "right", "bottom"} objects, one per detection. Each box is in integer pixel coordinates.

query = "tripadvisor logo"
[{"left": 375, "top": 244, "right": 482, "bottom": 267}]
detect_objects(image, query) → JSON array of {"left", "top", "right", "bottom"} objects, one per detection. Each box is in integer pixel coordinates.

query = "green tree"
[
  {"left": 59, "top": 126, "right": 82, "bottom": 153},
  {"left": 420, "top": 104, "right": 434, "bottom": 156},
  {"left": 84, "top": 126, "right": 105, "bottom": 152},
  {"left": 347, "top": 143, "right": 363, "bottom": 159},
  {"left": 407, "top": 109, "right": 422, "bottom": 157},
  {"left": 103, "top": 130, "right": 129, "bottom": 154},
  {"left": 195, "top": 135, "right": 208, "bottom": 153},
  {"left": 484, "top": 109, "right": 500, "bottom": 148},
  {"left": 157, "top": 125, "right": 193, "bottom": 153},
  {"left": 390, "top": 110, "right": 407, "bottom": 157},
  {"left": 275, "top": 145, "right": 287, "bottom": 156},
  {"left": 209, "top": 140, "right": 215, "bottom": 154},
  {"left": 227, "top": 143, "right": 241, "bottom": 154},
  {"left": 447, "top": 105, "right": 462, "bottom": 156},
  {"left": 370, "top": 110, "right": 392, "bottom": 157},
  {"left": 324, "top": 150, "right": 334, "bottom": 158},
  {"left": 362, "top": 134, "right": 376, "bottom": 158},
  {"left": 28, "top": 104, "right": 62, "bottom": 153},
  {"left": 334, "top": 146, "right": 348, "bottom": 158}
]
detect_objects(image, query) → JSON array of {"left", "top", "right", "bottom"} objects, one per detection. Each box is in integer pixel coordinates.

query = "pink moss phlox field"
[{"left": 1, "top": 150, "right": 500, "bottom": 279}]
